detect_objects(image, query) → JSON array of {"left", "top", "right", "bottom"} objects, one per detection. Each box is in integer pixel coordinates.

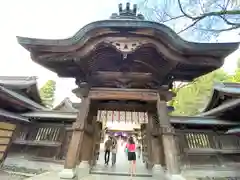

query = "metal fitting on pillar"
[
  {"left": 160, "top": 126, "right": 175, "bottom": 135},
  {"left": 71, "top": 122, "right": 84, "bottom": 131}
]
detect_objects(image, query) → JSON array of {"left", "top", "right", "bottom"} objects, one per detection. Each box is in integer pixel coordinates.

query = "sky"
[{"left": 0, "top": 0, "right": 239, "bottom": 105}]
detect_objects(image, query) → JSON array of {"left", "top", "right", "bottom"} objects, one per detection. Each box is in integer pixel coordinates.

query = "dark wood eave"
[
  {"left": 17, "top": 19, "right": 239, "bottom": 57},
  {"left": 0, "top": 76, "right": 42, "bottom": 104},
  {"left": 202, "top": 82, "right": 240, "bottom": 113},
  {"left": 0, "top": 108, "right": 30, "bottom": 123},
  {"left": 21, "top": 110, "right": 240, "bottom": 126},
  {"left": 0, "top": 86, "right": 47, "bottom": 111},
  {"left": 198, "top": 98, "right": 240, "bottom": 117},
  {"left": 0, "top": 76, "right": 37, "bottom": 88},
  {"left": 21, "top": 110, "right": 77, "bottom": 120},
  {"left": 16, "top": 20, "right": 239, "bottom": 87},
  {"left": 225, "top": 127, "right": 240, "bottom": 134},
  {"left": 173, "top": 115, "right": 240, "bottom": 126}
]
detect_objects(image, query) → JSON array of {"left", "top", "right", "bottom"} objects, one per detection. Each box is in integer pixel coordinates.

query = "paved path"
[
  {"left": 90, "top": 174, "right": 153, "bottom": 180},
  {"left": 91, "top": 142, "right": 152, "bottom": 177}
]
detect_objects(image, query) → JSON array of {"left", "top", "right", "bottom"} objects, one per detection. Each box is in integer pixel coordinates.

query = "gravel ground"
[
  {"left": 0, "top": 170, "right": 28, "bottom": 180},
  {"left": 1, "top": 165, "right": 47, "bottom": 174},
  {"left": 0, "top": 165, "right": 48, "bottom": 180}
]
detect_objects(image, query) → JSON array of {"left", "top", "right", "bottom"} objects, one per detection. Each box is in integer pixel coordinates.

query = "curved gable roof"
[
  {"left": 0, "top": 76, "right": 42, "bottom": 104},
  {"left": 199, "top": 83, "right": 240, "bottom": 117}
]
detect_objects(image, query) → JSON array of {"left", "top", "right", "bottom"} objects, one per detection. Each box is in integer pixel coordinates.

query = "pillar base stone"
[
  {"left": 77, "top": 161, "right": 90, "bottom": 179},
  {"left": 78, "top": 161, "right": 89, "bottom": 168},
  {"left": 170, "top": 174, "right": 186, "bottom": 180},
  {"left": 58, "top": 168, "right": 76, "bottom": 179},
  {"left": 152, "top": 165, "right": 165, "bottom": 179}
]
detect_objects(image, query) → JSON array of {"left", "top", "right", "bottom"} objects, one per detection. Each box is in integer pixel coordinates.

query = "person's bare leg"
[
  {"left": 131, "top": 161, "right": 134, "bottom": 179},
  {"left": 133, "top": 160, "right": 136, "bottom": 176},
  {"left": 129, "top": 161, "right": 132, "bottom": 178}
]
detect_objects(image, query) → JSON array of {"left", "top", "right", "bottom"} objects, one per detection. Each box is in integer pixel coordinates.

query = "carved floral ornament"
[{"left": 109, "top": 40, "right": 142, "bottom": 53}]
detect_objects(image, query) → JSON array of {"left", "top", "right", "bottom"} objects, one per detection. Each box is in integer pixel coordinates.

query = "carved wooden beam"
[
  {"left": 97, "top": 102, "right": 154, "bottom": 111},
  {"left": 93, "top": 71, "right": 153, "bottom": 80},
  {"left": 70, "top": 36, "right": 220, "bottom": 66},
  {"left": 89, "top": 88, "right": 157, "bottom": 101}
]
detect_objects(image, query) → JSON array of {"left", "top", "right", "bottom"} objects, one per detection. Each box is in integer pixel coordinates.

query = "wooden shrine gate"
[{"left": 61, "top": 87, "right": 180, "bottom": 177}]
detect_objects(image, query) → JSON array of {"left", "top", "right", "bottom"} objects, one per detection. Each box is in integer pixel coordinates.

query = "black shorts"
[{"left": 128, "top": 152, "right": 136, "bottom": 161}]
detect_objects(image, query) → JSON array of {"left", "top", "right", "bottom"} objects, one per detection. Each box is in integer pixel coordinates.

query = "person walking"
[
  {"left": 125, "top": 143, "right": 129, "bottom": 157},
  {"left": 126, "top": 136, "right": 136, "bottom": 179},
  {"left": 104, "top": 136, "right": 112, "bottom": 165},
  {"left": 136, "top": 144, "right": 141, "bottom": 159},
  {"left": 111, "top": 143, "right": 117, "bottom": 166}
]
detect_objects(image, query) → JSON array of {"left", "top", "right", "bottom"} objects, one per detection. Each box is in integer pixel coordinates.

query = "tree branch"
[
  {"left": 176, "top": 0, "right": 240, "bottom": 34},
  {"left": 177, "top": 19, "right": 202, "bottom": 34},
  {"left": 198, "top": 25, "right": 240, "bottom": 32},
  {"left": 178, "top": 0, "right": 240, "bottom": 20}
]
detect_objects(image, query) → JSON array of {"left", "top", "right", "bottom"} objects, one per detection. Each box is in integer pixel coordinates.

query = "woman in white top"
[{"left": 111, "top": 143, "right": 117, "bottom": 166}]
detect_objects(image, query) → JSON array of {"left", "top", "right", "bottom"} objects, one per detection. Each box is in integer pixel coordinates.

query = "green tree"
[
  {"left": 170, "top": 69, "right": 231, "bottom": 116},
  {"left": 230, "top": 69, "right": 240, "bottom": 82},
  {"left": 39, "top": 80, "right": 56, "bottom": 108},
  {"left": 229, "top": 58, "right": 240, "bottom": 82}
]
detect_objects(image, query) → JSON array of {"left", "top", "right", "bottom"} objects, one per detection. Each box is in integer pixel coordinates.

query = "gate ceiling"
[{"left": 97, "top": 110, "right": 148, "bottom": 124}]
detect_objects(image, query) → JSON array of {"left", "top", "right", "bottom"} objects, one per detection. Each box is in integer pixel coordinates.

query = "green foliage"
[
  {"left": 236, "top": 58, "right": 240, "bottom": 69},
  {"left": 39, "top": 80, "right": 56, "bottom": 108},
  {"left": 230, "top": 68, "right": 240, "bottom": 82},
  {"left": 171, "top": 69, "right": 233, "bottom": 116}
]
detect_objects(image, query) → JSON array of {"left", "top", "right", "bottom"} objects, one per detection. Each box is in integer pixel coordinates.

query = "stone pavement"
[
  {"left": 91, "top": 142, "right": 152, "bottom": 177},
  {"left": 88, "top": 174, "right": 154, "bottom": 180},
  {"left": 4, "top": 154, "right": 63, "bottom": 172},
  {"left": 20, "top": 142, "right": 153, "bottom": 180},
  {"left": 0, "top": 170, "right": 28, "bottom": 180},
  {"left": 25, "top": 173, "right": 153, "bottom": 180}
]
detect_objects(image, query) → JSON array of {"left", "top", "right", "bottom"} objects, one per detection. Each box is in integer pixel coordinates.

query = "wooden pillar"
[
  {"left": 80, "top": 133, "right": 93, "bottom": 163},
  {"left": 78, "top": 105, "right": 98, "bottom": 165},
  {"left": 64, "top": 98, "right": 90, "bottom": 169},
  {"left": 145, "top": 115, "right": 153, "bottom": 169},
  {"left": 148, "top": 112, "right": 164, "bottom": 166},
  {"left": 157, "top": 98, "right": 180, "bottom": 174},
  {"left": 92, "top": 122, "right": 102, "bottom": 166}
]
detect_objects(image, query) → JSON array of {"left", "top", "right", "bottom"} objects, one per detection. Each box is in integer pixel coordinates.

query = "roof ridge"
[
  {"left": 0, "top": 76, "right": 37, "bottom": 80},
  {"left": 0, "top": 85, "right": 47, "bottom": 110}
]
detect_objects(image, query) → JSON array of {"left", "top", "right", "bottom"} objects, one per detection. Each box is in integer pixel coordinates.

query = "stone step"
[{"left": 90, "top": 171, "right": 152, "bottom": 177}]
